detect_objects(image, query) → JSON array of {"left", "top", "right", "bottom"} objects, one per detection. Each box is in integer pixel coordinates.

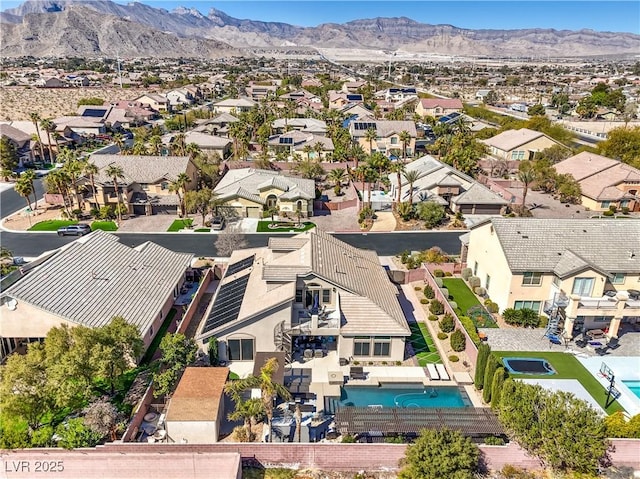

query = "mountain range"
[{"left": 2, "top": 0, "right": 639, "bottom": 59}]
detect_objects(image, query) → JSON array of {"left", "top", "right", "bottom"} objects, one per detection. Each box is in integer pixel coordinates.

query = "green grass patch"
[
  {"left": 443, "top": 278, "right": 498, "bottom": 328},
  {"left": 494, "top": 351, "right": 624, "bottom": 414},
  {"left": 256, "top": 221, "right": 315, "bottom": 233},
  {"left": 195, "top": 228, "right": 210, "bottom": 232},
  {"left": 28, "top": 219, "right": 77, "bottom": 231},
  {"left": 229, "top": 372, "right": 240, "bottom": 380},
  {"left": 91, "top": 221, "right": 118, "bottom": 232},
  {"left": 408, "top": 322, "right": 441, "bottom": 366},
  {"left": 140, "top": 308, "right": 177, "bottom": 365},
  {"left": 167, "top": 219, "right": 193, "bottom": 232}
]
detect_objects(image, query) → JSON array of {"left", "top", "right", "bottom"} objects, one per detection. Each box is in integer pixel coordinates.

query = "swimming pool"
[
  {"left": 503, "top": 357, "right": 556, "bottom": 375},
  {"left": 622, "top": 380, "right": 640, "bottom": 400},
  {"left": 330, "top": 385, "right": 471, "bottom": 410}
]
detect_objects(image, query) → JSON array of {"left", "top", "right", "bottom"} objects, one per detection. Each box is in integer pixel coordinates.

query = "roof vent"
[
  {"left": 521, "top": 235, "right": 529, "bottom": 239},
  {"left": 631, "top": 251, "right": 636, "bottom": 259}
]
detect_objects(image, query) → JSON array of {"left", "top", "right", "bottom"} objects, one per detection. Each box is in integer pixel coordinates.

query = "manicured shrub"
[
  {"left": 485, "top": 300, "right": 499, "bottom": 313},
  {"left": 622, "top": 207, "right": 630, "bottom": 214},
  {"left": 468, "top": 276, "right": 481, "bottom": 288},
  {"left": 429, "top": 300, "right": 444, "bottom": 315},
  {"left": 341, "top": 434, "right": 356, "bottom": 443},
  {"left": 603, "top": 209, "right": 614, "bottom": 216},
  {"left": 474, "top": 343, "right": 491, "bottom": 390},
  {"left": 449, "top": 355, "right": 459, "bottom": 362},
  {"left": 439, "top": 313, "right": 455, "bottom": 333},
  {"left": 459, "top": 315, "right": 480, "bottom": 345},
  {"left": 433, "top": 269, "right": 445, "bottom": 277},
  {"left": 461, "top": 267, "right": 472, "bottom": 280},
  {"left": 400, "top": 250, "right": 410, "bottom": 264},
  {"left": 483, "top": 355, "right": 499, "bottom": 403},
  {"left": 450, "top": 329, "right": 466, "bottom": 352},
  {"left": 474, "top": 286, "right": 486, "bottom": 296},
  {"left": 502, "top": 308, "right": 520, "bottom": 325},
  {"left": 503, "top": 308, "right": 540, "bottom": 327},
  {"left": 420, "top": 298, "right": 429, "bottom": 304},
  {"left": 490, "top": 367, "right": 507, "bottom": 410},
  {"left": 423, "top": 285, "right": 435, "bottom": 299},
  {"left": 440, "top": 287, "right": 449, "bottom": 299},
  {"left": 428, "top": 314, "right": 439, "bottom": 321},
  {"left": 444, "top": 271, "right": 453, "bottom": 277},
  {"left": 538, "top": 315, "right": 549, "bottom": 329},
  {"left": 437, "top": 332, "right": 448, "bottom": 340},
  {"left": 484, "top": 436, "right": 505, "bottom": 446},
  {"left": 435, "top": 277, "right": 444, "bottom": 287},
  {"left": 448, "top": 301, "right": 458, "bottom": 310}
]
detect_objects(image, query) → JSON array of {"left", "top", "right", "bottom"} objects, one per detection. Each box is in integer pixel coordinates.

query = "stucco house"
[
  {"left": 0, "top": 123, "right": 34, "bottom": 165},
  {"left": 464, "top": 218, "right": 640, "bottom": 340},
  {"left": 211, "top": 98, "right": 258, "bottom": 114},
  {"left": 0, "top": 231, "right": 192, "bottom": 360},
  {"left": 349, "top": 120, "right": 417, "bottom": 156},
  {"left": 480, "top": 128, "right": 563, "bottom": 161},
  {"left": 134, "top": 94, "right": 170, "bottom": 112},
  {"left": 193, "top": 113, "right": 240, "bottom": 137},
  {"left": 85, "top": 155, "right": 197, "bottom": 216},
  {"left": 268, "top": 131, "right": 334, "bottom": 160},
  {"left": 196, "top": 229, "right": 410, "bottom": 368},
  {"left": 165, "top": 367, "right": 229, "bottom": 444},
  {"left": 415, "top": 98, "right": 463, "bottom": 118},
  {"left": 553, "top": 152, "right": 640, "bottom": 212},
  {"left": 213, "top": 168, "right": 315, "bottom": 219},
  {"left": 388, "top": 156, "right": 508, "bottom": 214},
  {"left": 182, "top": 131, "right": 232, "bottom": 160}
]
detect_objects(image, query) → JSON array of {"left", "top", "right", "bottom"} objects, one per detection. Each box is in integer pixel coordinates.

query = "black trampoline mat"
[{"left": 504, "top": 358, "right": 553, "bottom": 374}]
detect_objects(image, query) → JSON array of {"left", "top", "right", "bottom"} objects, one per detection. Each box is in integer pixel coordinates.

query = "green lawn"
[
  {"left": 140, "top": 308, "right": 177, "bottom": 365},
  {"left": 256, "top": 221, "right": 315, "bottom": 233},
  {"left": 494, "top": 351, "right": 624, "bottom": 414},
  {"left": 443, "top": 278, "right": 498, "bottom": 328},
  {"left": 194, "top": 228, "right": 210, "bottom": 233},
  {"left": 91, "top": 221, "right": 118, "bottom": 232},
  {"left": 408, "top": 322, "right": 441, "bottom": 366},
  {"left": 167, "top": 219, "right": 193, "bottom": 232},
  {"left": 28, "top": 219, "right": 77, "bottom": 231}
]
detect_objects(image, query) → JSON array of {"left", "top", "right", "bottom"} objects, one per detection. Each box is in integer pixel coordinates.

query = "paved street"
[{"left": 0, "top": 179, "right": 45, "bottom": 218}]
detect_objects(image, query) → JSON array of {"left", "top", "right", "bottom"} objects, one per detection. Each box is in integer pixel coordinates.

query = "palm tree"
[
  {"left": 132, "top": 140, "right": 148, "bottom": 156},
  {"left": 349, "top": 143, "right": 366, "bottom": 170},
  {"left": 185, "top": 142, "right": 201, "bottom": 160},
  {"left": 21, "top": 169, "right": 38, "bottom": 210},
  {"left": 105, "top": 164, "right": 125, "bottom": 223},
  {"left": 15, "top": 175, "right": 34, "bottom": 212},
  {"left": 399, "top": 130, "right": 411, "bottom": 161},
  {"left": 112, "top": 133, "right": 125, "bottom": 153},
  {"left": 40, "top": 118, "right": 56, "bottom": 162},
  {"left": 62, "top": 157, "right": 83, "bottom": 209},
  {"left": 45, "top": 169, "right": 72, "bottom": 217},
  {"left": 170, "top": 172, "right": 191, "bottom": 218},
  {"left": 226, "top": 397, "right": 265, "bottom": 442},
  {"left": 327, "top": 168, "right": 346, "bottom": 189},
  {"left": 171, "top": 133, "right": 186, "bottom": 156},
  {"left": 227, "top": 357, "right": 291, "bottom": 442},
  {"left": 302, "top": 144, "right": 313, "bottom": 161},
  {"left": 517, "top": 160, "right": 537, "bottom": 209},
  {"left": 353, "top": 164, "right": 369, "bottom": 206},
  {"left": 148, "top": 135, "right": 163, "bottom": 156},
  {"left": 83, "top": 161, "right": 100, "bottom": 209},
  {"left": 403, "top": 169, "right": 420, "bottom": 207},
  {"left": 364, "top": 127, "right": 377, "bottom": 155},
  {"left": 29, "top": 112, "right": 46, "bottom": 163},
  {"left": 389, "top": 162, "right": 406, "bottom": 206}
]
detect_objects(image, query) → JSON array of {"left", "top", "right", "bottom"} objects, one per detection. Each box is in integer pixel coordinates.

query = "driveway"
[
  {"left": 370, "top": 211, "right": 397, "bottom": 232},
  {"left": 117, "top": 214, "right": 177, "bottom": 232},
  {"left": 312, "top": 207, "right": 361, "bottom": 233}
]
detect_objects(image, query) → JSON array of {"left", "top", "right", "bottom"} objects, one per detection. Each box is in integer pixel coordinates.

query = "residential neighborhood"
[{"left": 0, "top": 20, "right": 639, "bottom": 479}]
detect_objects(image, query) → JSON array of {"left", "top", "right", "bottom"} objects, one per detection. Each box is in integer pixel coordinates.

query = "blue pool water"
[
  {"left": 622, "top": 380, "right": 640, "bottom": 400},
  {"left": 333, "top": 385, "right": 470, "bottom": 409}
]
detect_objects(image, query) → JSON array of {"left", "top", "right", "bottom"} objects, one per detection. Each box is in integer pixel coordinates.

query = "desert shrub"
[
  {"left": 500, "top": 465, "right": 537, "bottom": 479},
  {"left": 538, "top": 315, "right": 548, "bottom": 329},
  {"left": 474, "top": 286, "right": 487, "bottom": 296},
  {"left": 603, "top": 209, "right": 614, "bottom": 216},
  {"left": 440, "top": 287, "right": 449, "bottom": 299},
  {"left": 435, "top": 277, "right": 444, "bottom": 287},
  {"left": 428, "top": 314, "right": 439, "bottom": 321},
  {"left": 423, "top": 285, "right": 435, "bottom": 299},
  {"left": 341, "top": 434, "right": 356, "bottom": 443},
  {"left": 459, "top": 315, "right": 480, "bottom": 345},
  {"left": 232, "top": 425, "right": 251, "bottom": 442},
  {"left": 503, "top": 308, "right": 541, "bottom": 327},
  {"left": 414, "top": 286, "right": 421, "bottom": 291},
  {"left": 444, "top": 271, "right": 453, "bottom": 276},
  {"left": 439, "top": 314, "right": 455, "bottom": 333},
  {"left": 429, "top": 300, "right": 444, "bottom": 315},
  {"left": 484, "top": 436, "right": 505, "bottom": 446},
  {"left": 433, "top": 269, "right": 444, "bottom": 277},
  {"left": 609, "top": 205, "right": 617, "bottom": 213},
  {"left": 400, "top": 250, "right": 410, "bottom": 264},
  {"left": 622, "top": 206, "right": 630, "bottom": 214},
  {"left": 420, "top": 298, "right": 429, "bottom": 304},
  {"left": 450, "top": 329, "right": 466, "bottom": 352},
  {"left": 485, "top": 300, "right": 499, "bottom": 313},
  {"left": 449, "top": 355, "right": 459, "bottom": 362},
  {"left": 437, "top": 332, "right": 448, "bottom": 340},
  {"left": 449, "top": 300, "right": 458, "bottom": 310},
  {"left": 461, "top": 267, "right": 472, "bottom": 280},
  {"left": 468, "top": 276, "right": 481, "bottom": 288}
]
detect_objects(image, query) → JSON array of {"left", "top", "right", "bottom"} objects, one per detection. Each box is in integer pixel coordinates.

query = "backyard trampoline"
[{"left": 503, "top": 357, "right": 556, "bottom": 375}]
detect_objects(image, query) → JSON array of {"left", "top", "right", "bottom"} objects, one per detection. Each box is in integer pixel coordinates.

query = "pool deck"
[{"left": 577, "top": 356, "right": 640, "bottom": 416}]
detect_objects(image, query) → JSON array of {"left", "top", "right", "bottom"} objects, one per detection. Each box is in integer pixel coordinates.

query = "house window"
[
  {"left": 295, "top": 289, "right": 303, "bottom": 303},
  {"left": 592, "top": 316, "right": 613, "bottom": 323},
  {"left": 353, "top": 337, "right": 371, "bottom": 357},
  {"left": 473, "top": 261, "right": 478, "bottom": 276},
  {"left": 620, "top": 200, "right": 630, "bottom": 208},
  {"left": 373, "top": 337, "right": 391, "bottom": 357},
  {"left": 522, "top": 272, "right": 543, "bottom": 285},
  {"left": 486, "top": 275, "right": 491, "bottom": 290},
  {"left": 161, "top": 182, "right": 169, "bottom": 190},
  {"left": 572, "top": 277, "right": 595, "bottom": 297},
  {"left": 322, "top": 289, "right": 331, "bottom": 303},
  {"left": 514, "top": 301, "right": 542, "bottom": 313},
  {"left": 390, "top": 137, "right": 398, "bottom": 145},
  {"left": 228, "top": 338, "right": 254, "bottom": 361},
  {"left": 601, "top": 201, "right": 611, "bottom": 209},
  {"left": 611, "top": 273, "right": 625, "bottom": 285},
  {"left": 552, "top": 276, "right": 561, "bottom": 287}
]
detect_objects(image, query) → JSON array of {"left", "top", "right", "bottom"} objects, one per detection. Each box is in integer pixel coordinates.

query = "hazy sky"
[{"left": 2, "top": 1, "right": 639, "bottom": 33}]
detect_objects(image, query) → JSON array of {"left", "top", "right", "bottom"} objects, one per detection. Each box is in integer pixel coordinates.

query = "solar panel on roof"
[
  {"left": 201, "top": 275, "right": 250, "bottom": 334},
  {"left": 226, "top": 255, "right": 255, "bottom": 276},
  {"left": 347, "top": 94, "right": 363, "bottom": 101},
  {"left": 279, "top": 137, "right": 293, "bottom": 144},
  {"left": 82, "top": 108, "right": 107, "bottom": 117}
]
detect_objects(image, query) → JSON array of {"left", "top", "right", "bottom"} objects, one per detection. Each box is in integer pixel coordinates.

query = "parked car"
[
  {"left": 57, "top": 224, "right": 92, "bottom": 236},
  {"left": 211, "top": 216, "right": 226, "bottom": 231}
]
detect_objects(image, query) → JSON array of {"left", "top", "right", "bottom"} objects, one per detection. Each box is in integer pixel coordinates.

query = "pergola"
[{"left": 334, "top": 407, "right": 504, "bottom": 439}]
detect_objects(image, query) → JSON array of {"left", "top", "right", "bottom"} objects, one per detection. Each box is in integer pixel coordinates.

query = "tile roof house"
[
  {"left": 415, "top": 98, "right": 463, "bottom": 118},
  {"left": 213, "top": 168, "right": 315, "bottom": 219},
  {"left": 349, "top": 120, "right": 417, "bottom": 156},
  {"left": 271, "top": 118, "right": 327, "bottom": 136},
  {"left": 464, "top": 218, "right": 640, "bottom": 340},
  {"left": 388, "top": 156, "right": 508, "bottom": 214},
  {"left": 211, "top": 98, "right": 258, "bottom": 114},
  {"left": 480, "top": 128, "right": 563, "bottom": 161},
  {"left": 85, "top": 155, "right": 197, "bottom": 216},
  {"left": 328, "top": 91, "right": 364, "bottom": 110},
  {"left": 0, "top": 231, "right": 192, "bottom": 359},
  {"left": 193, "top": 113, "right": 240, "bottom": 137},
  {"left": 181, "top": 131, "right": 232, "bottom": 160},
  {"left": 268, "top": 130, "right": 334, "bottom": 160},
  {"left": 196, "top": 229, "right": 410, "bottom": 368},
  {"left": 134, "top": 93, "right": 170, "bottom": 112},
  {"left": 165, "top": 367, "right": 229, "bottom": 443},
  {"left": 0, "top": 123, "right": 34, "bottom": 165},
  {"left": 553, "top": 152, "right": 640, "bottom": 212}
]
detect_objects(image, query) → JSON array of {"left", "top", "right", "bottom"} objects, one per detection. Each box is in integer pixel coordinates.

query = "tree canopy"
[{"left": 596, "top": 126, "right": 640, "bottom": 169}]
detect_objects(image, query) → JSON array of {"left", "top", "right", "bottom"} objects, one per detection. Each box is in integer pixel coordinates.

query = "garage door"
[
  {"left": 246, "top": 207, "right": 261, "bottom": 218},
  {"left": 153, "top": 205, "right": 178, "bottom": 215}
]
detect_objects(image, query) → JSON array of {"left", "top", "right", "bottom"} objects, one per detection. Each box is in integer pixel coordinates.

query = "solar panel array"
[
  {"left": 346, "top": 94, "right": 363, "bottom": 101},
  {"left": 353, "top": 122, "right": 377, "bottom": 131},
  {"left": 226, "top": 255, "right": 255, "bottom": 276},
  {"left": 201, "top": 275, "right": 250, "bottom": 334},
  {"left": 279, "top": 137, "right": 293, "bottom": 144}
]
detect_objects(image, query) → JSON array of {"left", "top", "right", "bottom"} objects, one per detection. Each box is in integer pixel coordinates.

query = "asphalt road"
[
  {"left": 0, "top": 179, "right": 45, "bottom": 219},
  {"left": 0, "top": 231, "right": 466, "bottom": 258}
]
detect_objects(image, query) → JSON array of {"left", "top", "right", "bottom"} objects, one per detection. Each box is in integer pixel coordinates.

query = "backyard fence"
[
  {"left": 177, "top": 268, "right": 214, "bottom": 335},
  {"left": 424, "top": 262, "right": 462, "bottom": 275},
  {"left": 423, "top": 266, "right": 479, "bottom": 366}
]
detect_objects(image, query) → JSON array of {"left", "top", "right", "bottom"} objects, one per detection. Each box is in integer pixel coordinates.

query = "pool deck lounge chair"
[
  {"left": 350, "top": 366, "right": 367, "bottom": 380},
  {"left": 426, "top": 363, "right": 440, "bottom": 380},
  {"left": 435, "top": 363, "right": 450, "bottom": 381}
]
